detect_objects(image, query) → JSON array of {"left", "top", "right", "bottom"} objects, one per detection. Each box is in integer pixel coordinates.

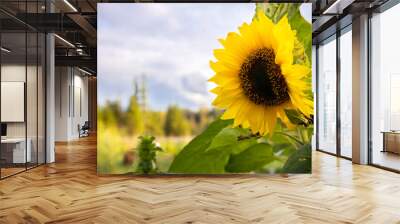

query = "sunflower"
[{"left": 209, "top": 10, "right": 313, "bottom": 135}]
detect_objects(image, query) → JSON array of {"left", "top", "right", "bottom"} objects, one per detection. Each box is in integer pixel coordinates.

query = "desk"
[
  {"left": 381, "top": 131, "right": 400, "bottom": 154},
  {"left": 1, "top": 138, "right": 31, "bottom": 163}
]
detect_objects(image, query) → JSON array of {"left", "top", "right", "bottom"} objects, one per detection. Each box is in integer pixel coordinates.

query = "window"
[
  {"left": 317, "top": 36, "right": 337, "bottom": 154},
  {"left": 371, "top": 3, "right": 400, "bottom": 171},
  {"left": 339, "top": 28, "right": 352, "bottom": 158}
]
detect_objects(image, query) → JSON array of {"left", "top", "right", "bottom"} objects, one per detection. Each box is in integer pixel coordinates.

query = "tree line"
[{"left": 98, "top": 95, "right": 220, "bottom": 137}]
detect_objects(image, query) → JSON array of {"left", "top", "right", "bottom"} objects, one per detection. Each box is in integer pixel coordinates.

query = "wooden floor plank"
[{"left": 0, "top": 135, "right": 400, "bottom": 223}]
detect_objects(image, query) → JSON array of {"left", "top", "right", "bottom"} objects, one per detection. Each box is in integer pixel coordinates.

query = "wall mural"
[{"left": 97, "top": 3, "right": 313, "bottom": 174}]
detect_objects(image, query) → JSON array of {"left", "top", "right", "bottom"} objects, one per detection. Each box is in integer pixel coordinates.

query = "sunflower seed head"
[{"left": 239, "top": 47, "right": 290, "bottom": 106}]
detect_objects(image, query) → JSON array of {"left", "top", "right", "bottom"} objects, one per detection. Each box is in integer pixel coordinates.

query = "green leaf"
[
  {"left": 272, "top": 143, "right": 296, "bottom": 156},
  {"left": 275, "top": 131, "right": 304, "bottom": 146},
  {"left": 175, "top": 145, "right": 233, "bottom": 174},
  {"left": 207, "top": 127, "right": 250, "bottom": 150},
  {"left": 255, "top": 3, "right": 301, "bottom": 24},
  {"left": 289, "top": 9, "right": 312, "bottom": 62},
  {"left": 299, "top": 126, "right": 314, "bottom": 144},
  {"left": 168, "top": 118, "right": 233, "bottom": 173},
  {"left": 264, "top": 126, "right": 299, "bottom": 149},
  {"left": 282, "top": 143, "right": 311, "bottom": 173},
  {"left": 226, "top": 143, "right": 274, "bottom": 173},
  {"left": 207, "top": 127, "right": 258, "bottom": 155},
  {"left": 231, "top": 138, "right": 258, "bottom": 155},
  {"left": 306, "top": 126, "right": 314, "bottom": 143},
  {"left": 285, "top": 109, "right": 309, "bottom": 126}
]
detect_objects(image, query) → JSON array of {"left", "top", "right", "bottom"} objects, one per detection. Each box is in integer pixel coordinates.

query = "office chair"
[{"left": 79, "top": 121, "right": 90, "bottom": 138}]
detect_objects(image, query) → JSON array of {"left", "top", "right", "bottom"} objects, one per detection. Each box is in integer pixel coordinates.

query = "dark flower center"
[{"left": 239, "top": 48, "right": 290, "bottom": 106}]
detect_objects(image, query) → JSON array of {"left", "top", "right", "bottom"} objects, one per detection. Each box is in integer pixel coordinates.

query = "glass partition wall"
[
  {"left": 0, "top": 3, "right": 46, "bottom": 179},
  {"left": 315, "top": 0, "right": 400, "bottom": 171},
  {"left": 0, "top": 31, "right": 27, "bottom": 177},
  {"left": 316, "top": 26, "right": 353, "bottom": 159},
  {"left": 370, "top": 3, "right": 400, "bottom": 171}
]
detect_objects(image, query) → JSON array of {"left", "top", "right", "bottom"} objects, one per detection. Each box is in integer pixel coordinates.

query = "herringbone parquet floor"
[{"left": 1, "top": 135, "right": 400, "bottom": 224}]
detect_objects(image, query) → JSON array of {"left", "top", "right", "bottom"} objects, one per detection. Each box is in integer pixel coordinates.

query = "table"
[
  {"left": 1, "top": 138, "right": 31, "bottom": 163},
  {"left": 381, "top": 131, "right": 400, "bottom": 154}
]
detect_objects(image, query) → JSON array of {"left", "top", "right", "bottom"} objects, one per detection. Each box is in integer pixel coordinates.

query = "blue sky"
[{"left": 98, "top": 3, "right": 311, "bottom": 111}]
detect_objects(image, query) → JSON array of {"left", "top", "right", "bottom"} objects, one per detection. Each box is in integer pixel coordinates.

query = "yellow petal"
[
  {"left": 255, "top": 9, "right": 276, "bottom": 49},
  {"left": 238, "top": 23, "right": 261, "bottom": 53},
  {"left": 213, "top": 49, "right": 243, "bottom": 70},
  {"left": 208, "top": 73, "right": 239, "bottom": 86},
  {"left": 221, "top": 102, "right": 242, "bottom": 121},
  {"left": 210, "top": 86, "right": 222, "bottom": 94},
  {"left": 273, "top": 16, "right": 295, "bottom": 65},
  {"left": 220, "top": 32, "right": 252, "bottom": 59},
  {"left": 210, "top": 61, "right": 237, "bottom": 74},
  {"left": 282, "top": 64, "right": 310, "bottom": 80},
  {"left": 212, "top": 91, "right": 243, "bottom": 108}
]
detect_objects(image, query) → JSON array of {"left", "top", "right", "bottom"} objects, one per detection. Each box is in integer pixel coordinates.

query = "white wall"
[
  {"left": 55, "top": 67, "right": 89, "bottom": 141},
  {"left": 55, "top": 67, "right": 70, "bottom": 141},
  {"left": 1, "top": 65, "right": 37, "bottom": 138},
  {"left": 71, "top": 73, "right": 89, "bottom": 138},
  {"left": 1, "top": 65, "right": 26, "bottom": 139}
]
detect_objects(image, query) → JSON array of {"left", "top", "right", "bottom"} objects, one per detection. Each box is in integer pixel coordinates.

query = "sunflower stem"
[
  {"left": 296, "top": 127, "right": 305, "bottom": 143},
  {"left": 275, "top": 131, "right": 303, "bottom": 146},
  {"left": 237, "top": 133, "right": 261, "bottom": 141}
]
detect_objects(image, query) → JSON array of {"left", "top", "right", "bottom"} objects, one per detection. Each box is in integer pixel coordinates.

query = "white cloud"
[
  {"left": 98, "top": 3, "right": 312, "bottom": 110},
  {"left": 98, "top": 3, "right": 255, "bottom": 110}
]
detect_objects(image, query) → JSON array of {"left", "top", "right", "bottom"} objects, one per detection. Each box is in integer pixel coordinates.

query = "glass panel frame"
[
  {"left": 27, "top": 30, "right": 39, "bottom": 169},
  {"left": 317, "top": 35, "right": 338, "bottom": 155},
  {"left": 339, "top": 26, "right": 353, "bottom": 159},
  {"left": 0, "top": 30, "right": 28, "bottom": 178},
  {"left": 0, "top": 1, "right": 47, "bottom": 180},
  {"left": 315, "top": 25, "right": 353, "bottom": 160}
]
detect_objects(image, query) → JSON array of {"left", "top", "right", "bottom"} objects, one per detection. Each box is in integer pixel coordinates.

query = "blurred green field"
[{"left": 97, "top": 120, "right": 192, "bottom": 174}]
